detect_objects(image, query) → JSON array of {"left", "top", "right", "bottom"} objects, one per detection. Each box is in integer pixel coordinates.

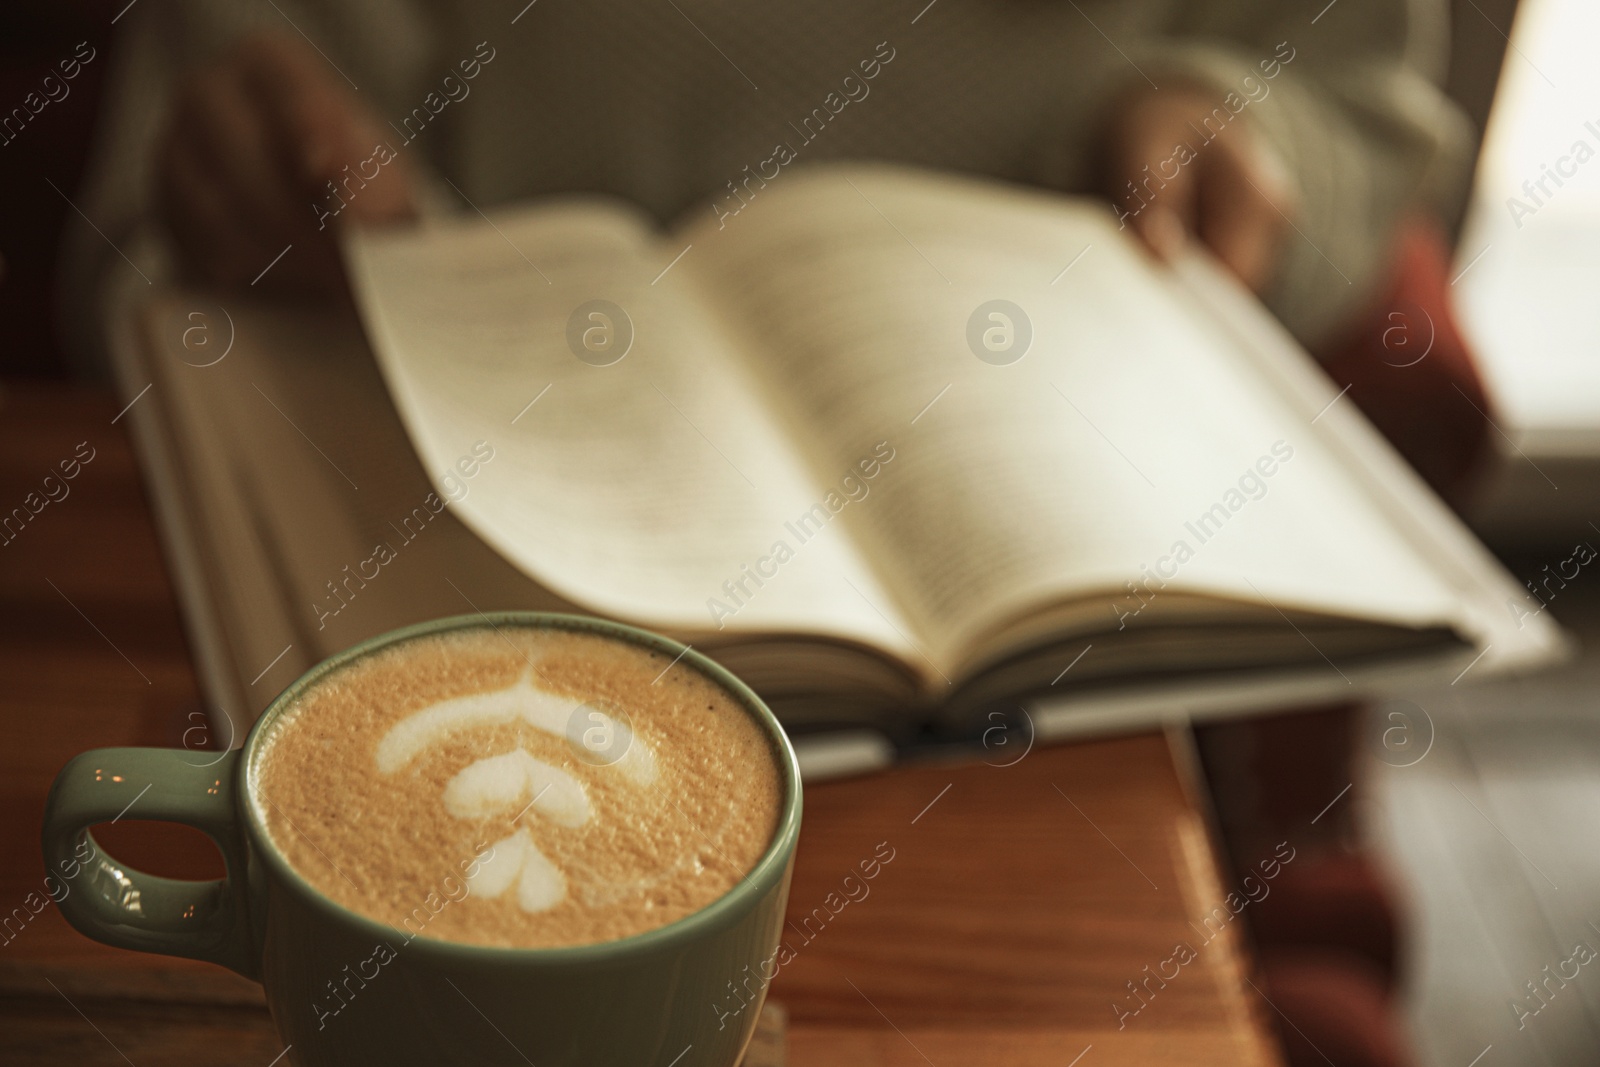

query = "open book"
[{"left": 338, "top": 165, "right": 1563, "bottom": 736}]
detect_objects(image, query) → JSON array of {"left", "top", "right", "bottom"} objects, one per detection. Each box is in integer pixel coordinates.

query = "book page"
[
  {"left": 344, "top": 200, "right": 914, "bottom": 654},
  {"left": 679, "top": 166, "right": 1469, "bottom": 675}
]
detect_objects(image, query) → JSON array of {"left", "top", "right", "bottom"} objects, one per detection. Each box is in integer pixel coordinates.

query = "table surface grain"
[{"left": 0, "top": 382, "right": 1283, "bottom": 1066}]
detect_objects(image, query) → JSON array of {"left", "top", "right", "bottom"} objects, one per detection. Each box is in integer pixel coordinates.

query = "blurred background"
[{"left": 0, "top": 0, "right": 1518, "bottom": 383}]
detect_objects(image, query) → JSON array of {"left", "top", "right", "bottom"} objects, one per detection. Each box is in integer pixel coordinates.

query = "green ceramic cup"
[{"left": 42, "top": 613, "right": 802, "bottom": 1066}]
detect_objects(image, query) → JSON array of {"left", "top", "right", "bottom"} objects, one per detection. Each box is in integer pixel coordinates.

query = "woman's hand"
[
  {"left": 1104, "top": 84, "right": 1296, "bottom": 293},
  {"left": 155, "top": 31, "right": 415, "bottom": 293}
]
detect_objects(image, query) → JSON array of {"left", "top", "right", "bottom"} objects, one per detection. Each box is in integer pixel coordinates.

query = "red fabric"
[
  {"left": 1202, "top": 218, "right": 1501, "bottom": 1067},
  {"left": 1250, "top": 851, "right": 1403, "bottom": 995},
  {"left": 1257, "top": 948, "right": 1412, "bottom": 1067},
  {"left": 1315, "top": 217, "right": 1497, "bottom": 508}
]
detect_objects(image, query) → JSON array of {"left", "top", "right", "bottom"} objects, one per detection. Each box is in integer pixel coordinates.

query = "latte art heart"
[
  {"left": 469, "top": 828, "right": 568, "bottom": 914},
  {"left": 442, "top": 749, "right": 591, "bottom": 827},
  {"left": 374, "top": 671, "right": 666, "bottom": 913}
]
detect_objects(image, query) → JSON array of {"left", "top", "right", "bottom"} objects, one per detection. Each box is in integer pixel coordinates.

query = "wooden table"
[{"left": 0, "top": 382, "right": 1284, "bottom": 1065}]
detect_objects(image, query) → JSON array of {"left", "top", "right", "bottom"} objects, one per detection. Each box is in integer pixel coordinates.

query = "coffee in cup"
[
  {"left": 253, "top": 625, "right": 783, "bottom": 948},
  {"left": 43, "top": 613, "right": 801, "bottom": 1067}
]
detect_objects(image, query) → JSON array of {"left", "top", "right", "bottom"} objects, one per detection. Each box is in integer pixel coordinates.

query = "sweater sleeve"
[
  {"left": 57, "top": 0, "right": 438, "bottom": 378},
  {"left": 1125, "top": 0, "right": 1474, "bottom": 348}
]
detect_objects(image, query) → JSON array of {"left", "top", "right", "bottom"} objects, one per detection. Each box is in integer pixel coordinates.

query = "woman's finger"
[
  {"left": 244, "top": 35, "right": 416, "bottom": 228},
  {"left": 1197, "top": 135, "right": 1294, "bottom": 292}
]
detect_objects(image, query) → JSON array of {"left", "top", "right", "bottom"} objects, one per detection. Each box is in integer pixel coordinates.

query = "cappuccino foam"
[{"left": 253, "top": 626, "right": 783, "bottom": 949}]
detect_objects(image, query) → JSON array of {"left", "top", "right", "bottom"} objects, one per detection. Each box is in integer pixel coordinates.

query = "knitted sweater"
[{"left": 65, "top": 0, "right": 1471, "bottom": 365}]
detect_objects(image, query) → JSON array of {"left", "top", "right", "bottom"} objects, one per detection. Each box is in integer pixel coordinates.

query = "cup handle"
[{"left": 41, "top": 747, "right": 258, "bottom": 978}]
